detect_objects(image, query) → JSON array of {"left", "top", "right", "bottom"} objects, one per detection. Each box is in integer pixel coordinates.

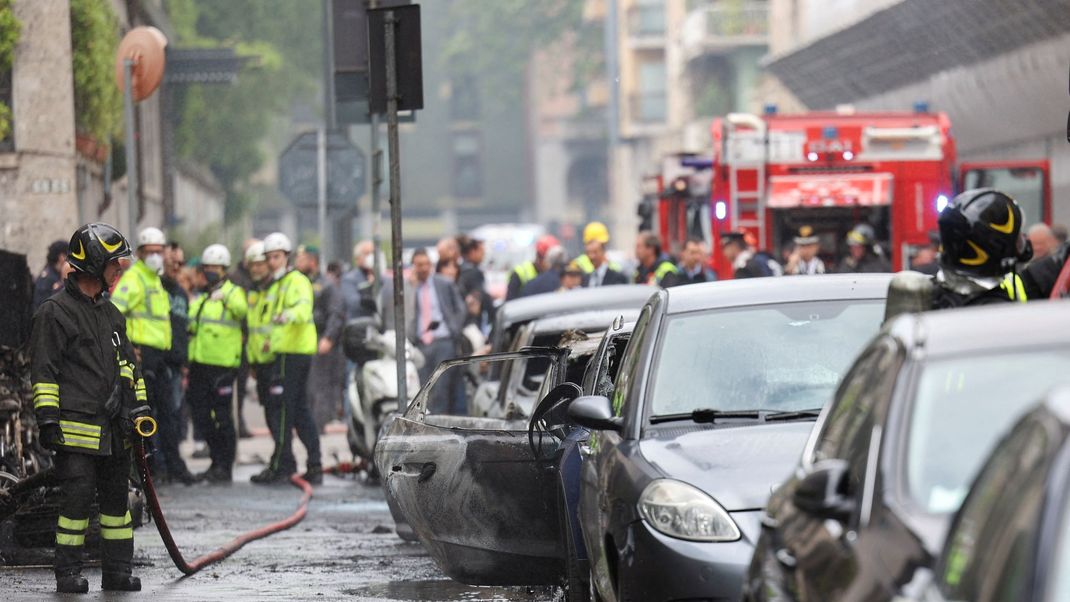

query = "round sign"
[{"left": 114, "top": 26, "right": 168, "bottom": 102}]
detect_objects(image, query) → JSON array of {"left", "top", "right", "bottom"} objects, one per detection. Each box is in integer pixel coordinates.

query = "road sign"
[
  {"left": 278, "top": 131, "right": 366, "bottom": 210},
  {"left": 368, "top": 4, "right": 423, "bottom": 114}
]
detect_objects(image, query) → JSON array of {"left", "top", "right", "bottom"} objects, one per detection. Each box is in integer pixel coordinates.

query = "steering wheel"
[{"left": 528, "top": 382, "right": 582, "bottom": 461}]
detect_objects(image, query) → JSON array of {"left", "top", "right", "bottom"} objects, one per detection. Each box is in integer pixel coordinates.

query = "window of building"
[
  {"left": 450, "top": 74, "right": 480, "bottom": 121},
  {"left": 451, "top": 132, "right": 482, "bottom": 199}
]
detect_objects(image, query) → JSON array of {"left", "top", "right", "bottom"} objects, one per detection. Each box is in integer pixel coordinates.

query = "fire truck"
[{"left": 650, "top": 107, "right": 1051, "bottom": 278}]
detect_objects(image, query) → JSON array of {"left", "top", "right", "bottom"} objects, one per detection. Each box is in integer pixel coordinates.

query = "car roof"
[
  {"left": 497, "top": 285, "right": 655, "bottom": 326},
  {"left": 887, "top": 300, "right": 1070, "bottom": 358},
  {"left": 662, "top": 274, "right": 893, "bottom": 315},
  {"left": 530, "top": 308, "right": 643, "bottom": 335}
]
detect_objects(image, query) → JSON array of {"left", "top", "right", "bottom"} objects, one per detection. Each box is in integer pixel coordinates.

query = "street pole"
[
  {"left": 123, "top": 59, "right": 139, "bottom": 236},
  {"left": 322, "top": 0, "right": 336, "bottom": 271},
  {"left": 369, "top": 0, "right": 383, "bottom": 297},
  {"left": 317, "top": 126, "right": 328, "bottom": 270},
  {"left": 384, "top": 9, "right": 407, "bottom": 405}
]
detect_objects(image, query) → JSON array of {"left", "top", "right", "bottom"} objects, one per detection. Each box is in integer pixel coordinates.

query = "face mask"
[
  {"left": 144, "top": 253, "right": 164, "bottom": 274},
  {"left": 363, "top": 253, "right": 375, "bottom": 270},
  {"left": 203, "top": 271, "right": 223, "bottom": 287}
]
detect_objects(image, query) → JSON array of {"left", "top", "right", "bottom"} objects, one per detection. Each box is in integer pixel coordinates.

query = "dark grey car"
[{"left": 568, "top": 275, "right": 891, "bottom": 602}]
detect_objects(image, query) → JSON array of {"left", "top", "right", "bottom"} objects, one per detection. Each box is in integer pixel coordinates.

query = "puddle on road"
[
  {"left": 333, "top": 500, "right": 391, "bottom": 513},
  {"left": 344, "top": 580, "right": 559, "bottom": 601}
]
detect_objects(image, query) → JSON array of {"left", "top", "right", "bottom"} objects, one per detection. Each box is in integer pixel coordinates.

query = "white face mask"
[{"left": 144, "top": 253, "right": 164, "bottom": 274}]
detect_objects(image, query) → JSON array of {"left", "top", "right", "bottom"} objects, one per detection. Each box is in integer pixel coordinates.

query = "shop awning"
[{"left": 767, "top": 173, "right": 893, "bottom": 208}]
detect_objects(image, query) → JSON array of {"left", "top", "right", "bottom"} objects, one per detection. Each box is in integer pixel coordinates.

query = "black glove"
[{"left": 39, "top": 423, "right": 64, "bottom": 451}]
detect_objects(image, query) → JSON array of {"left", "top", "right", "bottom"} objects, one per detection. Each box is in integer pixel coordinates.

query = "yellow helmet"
[{"left": 583, "top": 221, "right": 610, "bottom": 245}]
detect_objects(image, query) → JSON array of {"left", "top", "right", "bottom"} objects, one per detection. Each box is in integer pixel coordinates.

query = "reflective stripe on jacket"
[
  {"left": 189, "top": 279, "right": 249, "bottom": 367},
  {"left": 246, "top": 284, "right": 274, "bottom": 365},
  {"left": 512, "top": 261, "right": 538, "bottom": 284},
  {"left": 1001, "top": 273, "right": 1028, "bottom": 302},
  {"left": 111, "top": 260, "right": 172, "bottom": 350},
  {"left": 268, "top": 270, "right": 317, "bottom": 355}
]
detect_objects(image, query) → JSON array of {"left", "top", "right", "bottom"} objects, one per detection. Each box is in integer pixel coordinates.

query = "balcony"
[
  {"left": 627, "top": 2, "right": 667, "bottom": 48},
  {"left": 682, "top": 2, "right": 769, "bottom": 61}
]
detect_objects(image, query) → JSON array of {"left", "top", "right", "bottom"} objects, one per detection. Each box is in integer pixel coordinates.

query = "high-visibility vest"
[
  {"left": 574, "top": 255, "right": 623, "bottom": 275},
  {"left": 513, "top": 261, "right": 539, "bottom": 285},
  {"left": 246, "top": 284, "right": 274, "bottom": 365},
  {"left": 111, "top": 260, "right": 172, "bottom": 351},
  {"left": 654, "top": 261, "right": 679, "bottom": 282},
  {"left": 188, "top": 280, "right": 248, "bottom": 368},
  {"left": 267, "top": 270, "right": 316, "bottom": 356}
]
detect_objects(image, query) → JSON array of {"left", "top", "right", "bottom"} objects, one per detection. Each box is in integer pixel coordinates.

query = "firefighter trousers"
[
  {"left": 53, "top": 447, "right": 133, "bottom": 579},
  {"left": 187, "top": 363, "right": 237, "bottom": 473},
  {"left": 140, "top": 347, "right": 189, "bottom": 478},
  {"left": 266, "top": 353, "right": 321, "bottom": 474}
]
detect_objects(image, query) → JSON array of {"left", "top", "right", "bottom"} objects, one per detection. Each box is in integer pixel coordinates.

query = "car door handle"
[
  {"left": 391, "top": 462, "right": 437, "bottom": 483},
  {"left": 775, "top": 548, "right": 797, "bottom": 569}
]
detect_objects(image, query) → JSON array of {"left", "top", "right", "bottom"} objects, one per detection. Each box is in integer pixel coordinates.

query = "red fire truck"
[{"left": 650, "top": 108, "right": 1051, "bottom": 279}]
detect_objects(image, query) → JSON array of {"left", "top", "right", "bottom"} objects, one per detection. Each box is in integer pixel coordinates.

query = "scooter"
[{"left": 342, "top": 319, "right": 422, "bottom": 475}]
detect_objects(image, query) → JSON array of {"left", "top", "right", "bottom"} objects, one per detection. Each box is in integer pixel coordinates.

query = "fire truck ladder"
[{"left": 724, "top": 113, "right": 768, "bottom": 246}]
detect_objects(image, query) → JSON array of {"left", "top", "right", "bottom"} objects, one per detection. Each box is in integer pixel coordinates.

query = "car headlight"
[{"left": 638, "top": 479, "right": 741, "bottom": 542}]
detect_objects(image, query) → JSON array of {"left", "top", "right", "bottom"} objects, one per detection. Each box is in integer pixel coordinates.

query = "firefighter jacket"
[
  {"left": 188, "top": 279, "right": 249, "bottom": 368},
  {"left": 634, "top": 258, "right": 680, "bottom": 287},
  {"left": 267, "top": 269, "right": 316, "bottom": 355},
  {"left": 110, "top": 259, "right": 172, "bottom": 351},
  {"left": 931, "top": 273, "right": 1028, "bottom": 309},
  {"left": 30, "top": 279, "right": 146, "bottom": 456},
  {"left": 246, "top": 281, "right": 274, "bottom": 366}
]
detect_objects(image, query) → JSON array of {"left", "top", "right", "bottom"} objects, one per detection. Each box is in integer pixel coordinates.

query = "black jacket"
[
  {"left": 582, "top": 267, "right": 629, "bottom": 287},
  {"left": 32, "top": 264, "right": 63, "bottom": 311},
  {"left": 837, "top": 252, "right": 892, "bottom": 274},
  {"left": 1022, "top": 242, "right": 1069, "bottom": 300},
  {"left": 311, "top": 274, "right": 346, "bottom": 343},
  {"left": 520, "top": 269, "right": 562, "bottom": 297},
  {"left": 161, "top": 277, "right": 189, "bottom": 366},
  {"left": 30, "top": 278, "right": 143, "bottom": 456}
]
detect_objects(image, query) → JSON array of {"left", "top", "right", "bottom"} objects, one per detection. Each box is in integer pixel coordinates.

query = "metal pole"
[
  {"left": 317, "top": 126, "right": 328, "bottom": 271},
  {"left": 123, "top": 59, "right": 139, "bottom": 236},
  {"left": 369, "top": 0, "right": 383, "bottom": 297},
  {"left": 385, "top": 10, "right": 407, "bottom": 406},
  {"left": 322, "top": 0, "right": 337, "bottom": 131}
]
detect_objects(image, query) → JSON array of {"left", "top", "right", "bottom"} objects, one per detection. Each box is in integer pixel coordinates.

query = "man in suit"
[
  {"left": 381, "top": 248, "right": 466, "bottom": 413},
  {"left": 582, "top": 238, "right": 628, "bottom": 287}
]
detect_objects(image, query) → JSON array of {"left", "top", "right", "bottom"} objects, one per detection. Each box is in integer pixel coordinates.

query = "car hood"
[{"left": 639, "top": 421, "right": 814, "bottom": 512}]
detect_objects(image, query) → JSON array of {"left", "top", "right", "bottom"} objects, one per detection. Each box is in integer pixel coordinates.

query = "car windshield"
[
  {"left": 907, "top": 349, "right": 1070, "bottom": 515},
  {"left": 648, "top": 300, "right": 883, "bottom": 417}
]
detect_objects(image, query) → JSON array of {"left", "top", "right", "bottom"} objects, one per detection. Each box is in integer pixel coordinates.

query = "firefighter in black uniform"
[
  {"left": 930, "top": 189, "right": 1031, "bottom": 308},
  {"left": 30, "top": 223, "right": 149, "bottom": 593}
]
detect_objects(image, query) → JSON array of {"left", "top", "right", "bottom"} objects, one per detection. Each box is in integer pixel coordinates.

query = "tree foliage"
[
  {"left": 165, "top": 0, "right": 321, "bottom": 223},
  {"left": 439, "top": 0, "right": 593, "bottom": 111},
  {"left": 0, "top": 0, "right": 20, "bottom": 141},
  {"left": 70, "top": 0, "right": 122, "bottom": 143}
]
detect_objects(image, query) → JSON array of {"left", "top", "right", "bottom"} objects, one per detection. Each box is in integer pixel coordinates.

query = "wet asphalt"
[{"left": 4, "top": 425, "right": 561, "bottom": 601}]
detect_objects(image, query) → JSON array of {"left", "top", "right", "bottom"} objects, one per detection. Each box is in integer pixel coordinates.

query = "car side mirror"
[
  {"left": 567, "top": 395, "right": 622, "bottom": 432},
  {"left": 793, "top": 459, "right": 855, "bottom": 520}
]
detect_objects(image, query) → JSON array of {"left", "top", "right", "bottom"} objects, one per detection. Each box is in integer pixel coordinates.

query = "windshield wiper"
[
  {"left": 765, "top": 409, "right": 823, "bottom": 422},
  {"left": 649, "top": 409, "right": 763, "bottom": 425}
]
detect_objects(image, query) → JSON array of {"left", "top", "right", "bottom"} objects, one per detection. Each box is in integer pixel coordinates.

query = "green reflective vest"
[
  {"left": 111, "top": 260, "right": 171, "bottom": 351},
  {"left": 267, "top": 270, "right": 316, "bottom": 356},
  {"left": 1000, "top": 273, "right": 1028, "bottom": 302},
  {"left": 513, "top": 261, "right": 539, "bottom": 285},
  {"left": 188, "top": 280, "right": 248, "bottom": 368},
  {"left": 246, "top": 283, "right": 275, "bottom": 365}
]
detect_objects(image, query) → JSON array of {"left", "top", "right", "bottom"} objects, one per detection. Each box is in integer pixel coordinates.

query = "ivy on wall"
[
  {"left": 70, "top": 0, "right": 122, "bottom": 145},
  {"left": 0, "top": 0, "right": 21, "bottom": 142}
]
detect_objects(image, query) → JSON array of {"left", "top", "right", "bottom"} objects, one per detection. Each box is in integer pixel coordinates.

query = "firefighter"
[
  {"left": 110, "top": 227, "right": 195, "bottom": 485},
  {"left": 251, "top": 232, "right": 322, "bottom": 485},
  {"left": 836, "top": 224, "right": 891, "bottom": 273},
  {"left": 186, "top": 244, "right": 248, "bottom": 483},
  {"left": 31, "top": 223, "right": 147, "bottom": 593},
  {"left": 720, "top": 231, "right": 780, "bottom": 279},
  {"left": 634, "top": 231, "right": 680, "bottom": 286},
  {"left": 506, "top": 234, "right": 560, "bottom": 300},
  {"left": 930, "top": 188, "right": 1031, "bottom": 308}
]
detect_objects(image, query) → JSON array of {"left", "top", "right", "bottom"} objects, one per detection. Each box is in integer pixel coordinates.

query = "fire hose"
[{"left": 130, "top": 416, "right": 313, "bottom": 576}]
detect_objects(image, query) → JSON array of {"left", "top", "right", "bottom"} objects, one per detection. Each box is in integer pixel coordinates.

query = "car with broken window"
[
  {"left": 570, "top": 274, "right": 891, "bottom": 602},
  {"left": 742, "top": 301, "right": 1070, "bottom": 602},
  {"left": 375, "top": 319, "right": 635, "bottom": 589}
]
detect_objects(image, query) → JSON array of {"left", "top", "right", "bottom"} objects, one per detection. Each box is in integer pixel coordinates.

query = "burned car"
[{"left": 375, "top": 322, "right": 634, "bottom": 588}]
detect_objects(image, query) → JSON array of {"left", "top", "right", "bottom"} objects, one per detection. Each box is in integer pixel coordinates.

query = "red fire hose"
[{"left": 131, "top": 417, "right": 313, "bottom": 576}]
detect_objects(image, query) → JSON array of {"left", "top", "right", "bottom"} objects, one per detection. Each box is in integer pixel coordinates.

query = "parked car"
[
  {"left": 911, "top": 385, "right": 1070, "bottom": 602},
  {"left": 570, "top": 274, "right": 891, "bottom": 602},
  {"left": 743, "top": 301, "right": 1070, "bottom": 602},
  {"left": 376, "top": 317, "right": 636, "bottom": 589}
]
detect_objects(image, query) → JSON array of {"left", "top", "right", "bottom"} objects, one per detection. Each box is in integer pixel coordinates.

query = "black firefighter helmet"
[
  {"left": 938, "top": 188, "right": 1031, "bottom": 278},
  {"left": 67, "top": 223, "right": 132, "bottom": 278}
]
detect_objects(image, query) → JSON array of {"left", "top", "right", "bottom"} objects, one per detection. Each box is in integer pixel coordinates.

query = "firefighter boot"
[
  {"left": 55, "top": 515, "right": 89, "bottom": 593},
  {"left": 100, "top": 511, "right": 138, "bottom": 591},
  {"left": 301, "top": 464, "right": 323, "bottom": 485},
  {"left": 102, "top": 574, "right": 142, "bottom": 591},
  {"left": 56, "top": 574, "right": 90, "bottom": 594}
]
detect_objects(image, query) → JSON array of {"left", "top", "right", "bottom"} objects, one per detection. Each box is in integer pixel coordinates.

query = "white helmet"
[
  {"left": 137, "top": 227, "right": 166, "bottom": 248},
  {"left": 201, "top": 244, "right": 231, "bottom": 268},
  {"left": 262, "top": 232, "right": 292, "bottom": 254},
  {"left": 244, "top": 241, "right": 266, "bottom": 263}
]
